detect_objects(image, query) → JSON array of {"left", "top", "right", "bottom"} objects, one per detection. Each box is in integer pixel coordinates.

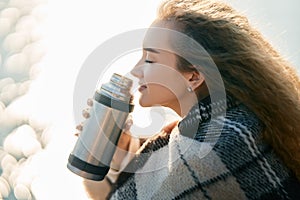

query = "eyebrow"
[{"left": 143, "top": 47, "right": 160, "bottom": 54}]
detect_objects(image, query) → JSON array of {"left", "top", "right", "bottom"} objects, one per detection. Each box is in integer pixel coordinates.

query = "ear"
[{"left": 184, "top": 70, "right": 205, "bottom": 91}]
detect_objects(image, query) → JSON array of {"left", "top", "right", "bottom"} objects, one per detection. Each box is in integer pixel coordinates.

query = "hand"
[
  {"left": 161, "top": 120, "right": 179, "bottom": 134},
  {"left": 78, "top": 98, "right": 136, "bottom": 200},
  {"left": 75, "top": 98, "right": 134, "bottom": 152},
  {"left": 117, "top": 115, "right": 133, "bottom": 151},
  {"left": 75, "top": 98, "right": 93, "bottom": 136}
]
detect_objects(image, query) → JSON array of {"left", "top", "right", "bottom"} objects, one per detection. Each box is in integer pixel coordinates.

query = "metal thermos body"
[{"left": 67, "top": 73, "right": 134, "bottom": 181}]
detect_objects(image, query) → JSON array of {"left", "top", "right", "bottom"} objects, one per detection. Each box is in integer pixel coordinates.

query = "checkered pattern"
[{"left": 108, "top": 96, "right": 300, "bottom": 200}]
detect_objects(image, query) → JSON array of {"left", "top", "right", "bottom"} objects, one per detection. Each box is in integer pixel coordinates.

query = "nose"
[{"left": 130, "top": 62, "right": 143, "bottom": 79}]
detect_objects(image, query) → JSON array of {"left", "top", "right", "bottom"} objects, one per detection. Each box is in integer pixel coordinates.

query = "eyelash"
[{"left": 145, "top": 59, "right": 154, "bottom": 63}]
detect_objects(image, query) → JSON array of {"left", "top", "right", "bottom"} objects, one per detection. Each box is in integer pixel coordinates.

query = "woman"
[{"left": 81, "top": 0, "right": 300, "bottom": 199}]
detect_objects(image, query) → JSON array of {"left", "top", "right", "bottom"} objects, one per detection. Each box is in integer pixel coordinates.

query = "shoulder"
[
  {"left": 225, "top": 103, "right": 263, "bottom": 129},
  {"left": 220, "top": 103, "right": 264, "bottom": 139},
  {"left": 208, "top": 103, "right": 265, "bottom": 160},
  {"left": 193, "top": 103, "right": 264, "bottom": 144}
]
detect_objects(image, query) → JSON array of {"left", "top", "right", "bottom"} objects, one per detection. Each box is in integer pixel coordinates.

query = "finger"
[
  {"left": 87, "top": 98, "right": 93, "bottom": 107},
  {"left": 122, "top": 118, "right": 133, "bottom": 133},
  {"left": 76, "top": 123, "right": 83, "bottom": 131},
  {"left": 122, "top": 115, "right": 133, "bottom": 132},
  {"left": 117, "top": 132, "right": 131, "bottom": 151},
  {"left": 82, "top": 108, "right": 90, "bottom": 118},
  {"left": 162, "top": 120, "right": 179, "bottom": 133}
]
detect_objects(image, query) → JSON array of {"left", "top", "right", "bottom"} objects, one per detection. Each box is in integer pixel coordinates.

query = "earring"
[{"left": 187, "top": 86, "right": 193, "bottom": 92}]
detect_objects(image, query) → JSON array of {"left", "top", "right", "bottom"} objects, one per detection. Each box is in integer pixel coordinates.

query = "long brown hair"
[{"left": 157, "top": 0, "right": 300, "bottom": 180}]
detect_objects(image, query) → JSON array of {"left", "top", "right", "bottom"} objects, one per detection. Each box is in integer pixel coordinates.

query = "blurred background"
[{"left": 0, "top": 0, "right": 299, "bottom": 199}]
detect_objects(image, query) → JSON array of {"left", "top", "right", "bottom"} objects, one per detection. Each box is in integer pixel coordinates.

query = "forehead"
[
  {"left": 143, "top": 20, "right": 180, "bottom": 52},
  {"left": 142, "top": 19, "right": 205, "bottom": 65}
]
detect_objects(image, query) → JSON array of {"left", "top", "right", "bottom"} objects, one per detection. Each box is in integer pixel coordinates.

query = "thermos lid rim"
[
  {"left": 94, "top": 92, "right": 134, "bottom": 113},
  {"left": 68, "top": 154, "right": 109, "bottom": 177}
]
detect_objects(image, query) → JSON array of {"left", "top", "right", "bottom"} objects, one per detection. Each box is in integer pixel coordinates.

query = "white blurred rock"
[
  {"left": 15, "top": 165, "right": 35, "bottom": 188},
  {"left": 18, "top": 157, "right": 28, "bottom": 167},
  {"left": 0, "top": 101, "right": 5, "bottom": 116},
  {"left": 29, "top": 63, "right": 41, "bottom": 79},
  {"left": 0, "top": 177, "right": 10, "bottom": 191},
  {"left": 0, "top": 17, "right": 12, "bottom": 38},
  {"left": 0, "top": 82, "right": 19, "bottom": 105},
  {"left": 17, "top": 124, "right": 42, "bottom": 156},
  {"left": 31, "top": 4, "right": 48, "bottom": 23},
  {"left": 0, "top": 7, "right": 20, "bottom": 24},
  {"left": 0, "top": 77, "right": 15, "bottom": 92},
  {"left": 3, "top": 133, "right": 24, "bottom": 159},
  {"left": 16, "top": 125, "right": 36, "bottom": 138},
  {"left": 28, "top": 117, "right": 48, "bottom": 134},
  {"left": 3, "top": 32, "right": 30, "bottom": 53},
  {"left": 40, "top": 127, "right": 52, "bottom": 147},
  {"left": 22, "top": 42, "right": 46, "bottom": 65},
  {"left": 14, "top": 183, "right": 33, "bottom": 200},
  {"left": 4, "top": 95, "right": 33, "bottom": 126},
  {"left": 0, "top": 114, "right": 19, "bottom": 136},
  {"left": 16, "top": 15, "right": 37, "bottom": 33},
  {"left": 0, "top": 154, "right": 18, "bottom": 180},
  {"left": 5, "top": 93, "right": 52, "bottom": 133},
  {"left": 2, "top": 163, "right": 17, "bottom": 179},
  {"left": 18, "top": 80, "right": 32, "bottom": 96},
  {"left": 0, "top": 154, "right": 18, "bottom": 171},
  {"left": 4, "top": 53, "right": 30, "bottom": 75},
  {"left": 0, "top": 101, "right": 5, "bottom": 108},
  {"left": 0, "top": 148, "right": 7, "bottom": 160},
  {"left": 30, "top": 26, "right": 44, "bottom": 42},
  {"left": 8, "top": 166, "right": 20, "bottom": 187},
  {"left": 22, "top": 138, "right": 42, "bottom": 158},
  {"left": 9, "top": 0, "right": 38, "bottom": 8},
  {"left": 0, "top": 176, "right": 10, "bottom": 198},
  {"left": 9, "top": 0, "right": 36, "bottom": 15},
  {"left": 0, "top": 1, "right": 9, "bottom": 11},
  {"left": 3, "top": 124, "right": 40, "bottom": 159},
  {"left": 0, "top": 97, "right": 29, "bottom": 135},
  {"left": 1, "top": 170, "right": 12, "bottom": 180}
]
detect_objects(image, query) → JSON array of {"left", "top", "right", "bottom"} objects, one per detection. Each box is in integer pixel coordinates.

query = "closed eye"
[{"left": 145, "top": 60, "right": 154, "bottom": 63}]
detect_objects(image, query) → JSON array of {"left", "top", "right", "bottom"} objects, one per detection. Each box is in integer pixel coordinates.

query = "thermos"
[{"left": 67, "top": 73, "right": 134, "bottom": 181}]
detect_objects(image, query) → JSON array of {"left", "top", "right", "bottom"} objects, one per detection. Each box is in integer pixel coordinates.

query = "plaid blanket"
[{"left": 108, "top": 96, "right": 300, "bottom": 200}]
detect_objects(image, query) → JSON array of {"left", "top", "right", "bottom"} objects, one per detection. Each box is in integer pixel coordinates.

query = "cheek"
[
  {"left": 149, "top": 84, "right": 176, "bottom": 99},
  {"left": 139, "top": 84, "right": 177, "bottom": 107},
  {"left": 144, "top": 65, "right": 188, "bottom": 96}
]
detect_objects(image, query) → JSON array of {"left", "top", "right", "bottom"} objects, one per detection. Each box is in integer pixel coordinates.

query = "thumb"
[
  {"left": 162, "top": 121, "right": 179, "bottom": 134},
  {"left": 122, "top": 115, "right": 133, "bottom": 133}
]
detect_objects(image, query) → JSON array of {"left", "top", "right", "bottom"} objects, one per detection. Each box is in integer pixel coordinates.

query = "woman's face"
[
  {"left": 130, "top": 20, "right": 195, "bottom": 113},
  {"left": 131, "top": 48, "right": 190, "bottom": 109}
]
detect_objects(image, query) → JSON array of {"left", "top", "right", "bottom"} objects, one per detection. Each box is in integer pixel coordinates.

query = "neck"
[
  {"left": 167, "top": 84, "right": 210, "bottom": 117},
  {"left": 166, "top": 93, "right": 199, "bottom": 117}
]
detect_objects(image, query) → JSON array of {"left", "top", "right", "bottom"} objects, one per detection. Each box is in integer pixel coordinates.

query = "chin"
[
  {"left": 139, "top": 100, "right": 151, "bottom": 107},
  {"left": 139, "top": 98, "right": 155, "bottom": 107}
]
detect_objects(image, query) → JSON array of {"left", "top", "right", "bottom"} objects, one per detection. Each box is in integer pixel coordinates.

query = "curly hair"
[{"left": 157, "top": 0, "right": 300, "bottom": 180}]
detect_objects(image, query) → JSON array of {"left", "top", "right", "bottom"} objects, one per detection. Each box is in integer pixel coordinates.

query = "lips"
[{"left": 138, "top": 85, "right": 147, "bottom": 92}]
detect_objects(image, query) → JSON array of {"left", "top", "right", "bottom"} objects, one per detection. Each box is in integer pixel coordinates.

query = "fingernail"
[
  {"left": 76, "top": 124, "right": 83, "bottom": 131},
  {"left": 82, "top": 110, "right": 90, "bottom": 118},
  {"left": 87, "top": 99, "right": 93, "bottom": 106}
]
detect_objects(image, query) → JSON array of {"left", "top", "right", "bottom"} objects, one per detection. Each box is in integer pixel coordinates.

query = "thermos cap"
[
  {"left": 99, "top": 73, "right": 133, "bottom": 102},
  {"left": 67, "top": 72, "right": 134, "bottom": 181},
  {"left": 110, "top": 73, "right": 133, "bottom": 88}
]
